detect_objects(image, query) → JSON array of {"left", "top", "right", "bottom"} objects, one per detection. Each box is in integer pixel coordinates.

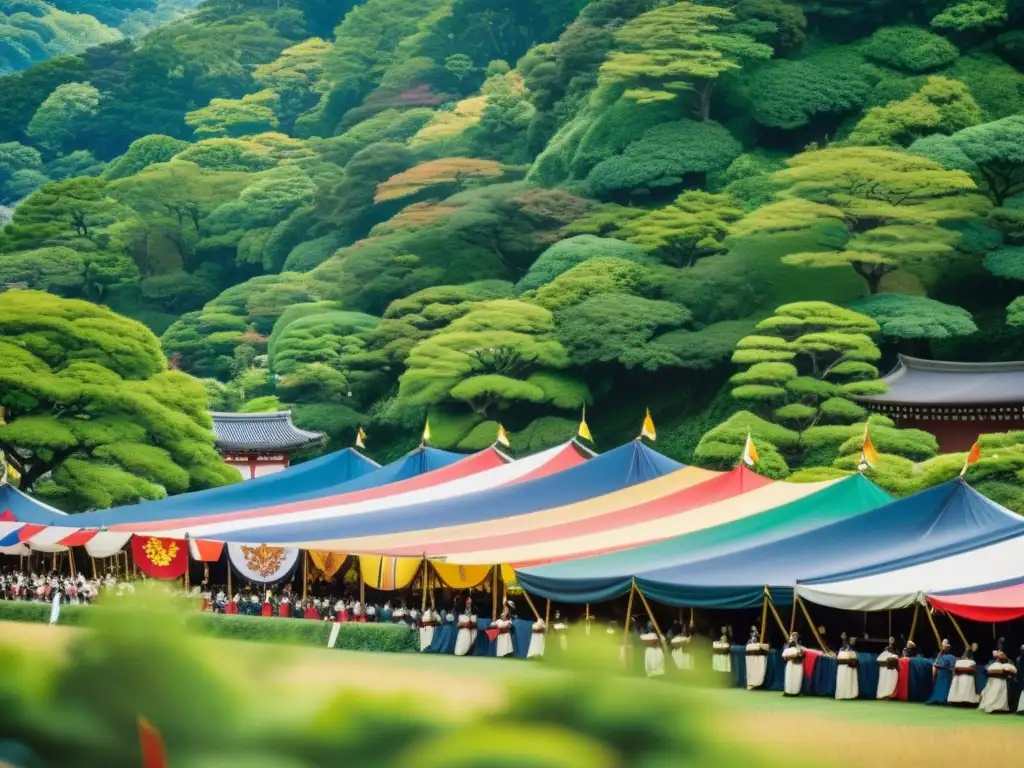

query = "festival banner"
[
  {"left": 429, "top": 560, "right": 491, "bottom": 589},
  {"left": 228, "top": 543, "right": 299, "bottom": 584},
  {"left": 359, "top": 555, "right": 420, "bottom": 591},
  {"left": 131, "top": 535, "right": 188, "bottom": 580},
  {"left": 308, "top": 550, "right": 348, "bottom": 581},
  {"left": 188, "top": 538, "right": 225, "bottom": 563}
]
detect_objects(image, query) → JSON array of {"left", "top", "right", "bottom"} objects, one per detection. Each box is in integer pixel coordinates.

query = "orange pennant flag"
[
  {"left": 860, "top": 424, "right": 879, "bottom": 469},
  {"left": 138, "top": 716, "right": 168, "bottom": 768},
  {"left": 960, "top": 441, "right": 981, "bottom": 477}
]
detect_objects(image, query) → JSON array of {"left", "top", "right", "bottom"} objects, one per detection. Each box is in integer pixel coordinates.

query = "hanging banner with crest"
[{"left": 228, "top": 543, "right": 300, "bottom": 585}]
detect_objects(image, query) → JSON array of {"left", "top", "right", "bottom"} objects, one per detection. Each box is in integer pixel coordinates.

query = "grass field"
[{"left": 3, "top": 622, "right": 1019, "bottom": 767}]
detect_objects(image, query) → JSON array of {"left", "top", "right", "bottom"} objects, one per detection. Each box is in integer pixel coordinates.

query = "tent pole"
[
  {"left": 621, "top": 582, "right": 636, "bottom": 656},
  {"left": 945, "top": 611, "right": 969, "bottom": 650},
  {"left": 766, "top": 593, "right": 788, "bottom": 637},
  {"left": 227, "top": 552, "right": 232, "bottom": 598},
  {"left": 758, "top": 587, "right": 769, "bottom": 644},
  {"left": 91, "top": 556, "right": 97, "bottom": 580},
  {"left": 358, "top": 558, "right": 365, "bottom": 607},
  {"left": 689, "top": 606, "right": 694, "bottom": 627},
  {"left": 789, "top": 597, "right": 798, "bottom": 634},
  {"left": 520, "top": 588, "right": 541, "bottom": 622},
  {"left": 797, "top": 596, "right": 831, "bottom": 655},
  {"left": 634, "top": 582, "right": 669, "bottom": 655},
  {"left": 420, "top": 558, "right": 429, "bottom": 614},
  {"left": 302, "top": 551, "right": 308, "bottom": 602},
  {"left": 908, "top": 603, "right": 920, "bottom": 645},
  {"left": 68, "top": 548, "right": 76, "bottom": 578},
  {"left": 544, "top": 598, "right": 551, "bottom": 634},
  {"left": 491, "top": 565, "right": 498, "bottom": 620},
  {"left": 924, "top": 605, "right": 942, "bottom": 648}
]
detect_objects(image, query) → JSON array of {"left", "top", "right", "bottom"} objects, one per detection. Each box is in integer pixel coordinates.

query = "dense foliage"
[{"left": 1, "top": 0, "right": 1024, "bottom": 507}]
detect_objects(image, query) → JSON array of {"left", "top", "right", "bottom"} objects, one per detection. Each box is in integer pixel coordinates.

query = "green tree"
[
  {"left": 615, "top": 191, "right": 744, "bottom": 267},
  {"left": 0, "top": 142, "right": 43, "bottom": 203},
  {"left": 26, "top": 82, "right": 101, "bottom": 152},
  {"left": 585, "top": 120, "right": 742, "bottom": 201},
  {"left": 185, "top": 94, "right": 280, "bottom": 139},
  {"left": 0, "top": 291, "right": 236, "bottom": 510},
  {"left": 728, "top": 301, "right": 884, "bottom": 431},
  {"left": 931, "top": 0, "right": 1008, "bottom": 30},
  {"left": 555, "top": 293, "right": 692, "bottom": 371},
  {"left": 732, "top": 147, "right": 987, "bottom": 293},
  {"left": 599, "top": 1, "right": 772, "bottom": 121},
  {"left": 268, "top": 309, "right": 379, "bottom": 375},
  {"left": 848, "top": 293, "right": 978, "bottom": 345},
  {"left": 1, "top": 177, "right": 122, "bottom": 250},
  {"left": 844, "top": 76, "right": 982, "bottom": 148},
  {"left": 102, "top": 135, "right": 190, "bottom": 180},
  {"left": 396, "top": 299, "right": 573, "bottom": 417},
  {"left": 516, "top": 235, "right": 649, "bottom": 292},
  {"left": 862, "top": 25, "right": 960, "bottom": 73},
  {"left": 0, "top": 246, "right": 85, "bottom": 295}
]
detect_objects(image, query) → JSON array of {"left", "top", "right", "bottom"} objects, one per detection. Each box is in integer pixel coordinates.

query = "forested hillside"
[{"left": 2, "top": 0, "right": 1024, "bottom": 512}]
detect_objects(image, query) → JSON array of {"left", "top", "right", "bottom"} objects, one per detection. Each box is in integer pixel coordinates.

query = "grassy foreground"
[{"left": 0, "top": 613, "right": 1017, "bottom": 768}]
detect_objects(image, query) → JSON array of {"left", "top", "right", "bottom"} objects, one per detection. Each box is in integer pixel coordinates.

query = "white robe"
[
  {"left": 527, "top": 620, "right": 546, "bottom": 659},
  {"left": 671, "top": 636, "right": 693, "bottom": 670},
  {"left": 48, "top": 589, "right": 61, "bottom": 625},
  {"left": 947, "top": 659, "right": 980, "bottom": 705},
  {"left": 553, "top": 622, "right": 568, "bottom": 651},
  {"left": 835, "top": 651, "right": 859, "bottom": 700},
  {"left": 643, "top": 634, "right": 665, "bottom": 678},
  {"left": 782, "top": 646, "right": 804, "bottom": 696},
  {"left": 419, "top": 609, "right": 435, "bottom": 652},
  {"left": 494, "top": 618, "right": 514, "bottom": 658},
  {"left": 979, "top": 662, "right": 1015, "bottom": 713},
  {"left": 876, "top": 651, "right": 900, "bottom": 699},
  {"left": 745, "top": 643, "right": 768, "bottom": 689},
  {"left": 454, "top": 613, "right": 475, "bottom": 657},
  {"left": 712, "top": 640, "right": 732, "bottom": 673}
]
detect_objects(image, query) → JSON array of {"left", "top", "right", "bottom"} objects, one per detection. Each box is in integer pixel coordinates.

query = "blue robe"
[{"left": 926, "top": 653, "right": 957, "bottom": 704}]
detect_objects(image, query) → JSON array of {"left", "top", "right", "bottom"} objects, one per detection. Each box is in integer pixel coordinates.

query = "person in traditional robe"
[
  {"left": 876, "top": 636, "right": 900, "bottom": 700},
  {"left": 902, "top": 640, "right": 919, "bottom": 658},
  {"left": 494, "top": 601, "right": 515, "bottom": 658},
  {"left": 527, "top": 615, "right": 546, "bottom": 659},
  {"left": 948, "top": 643, "right": 980, "bottom": 705},
  {"left": 407, "top": 605, "right": 420, "bottom": 628},
  {"left": 552, "top": 610, "right": 568, "bottom": 651},
  {"left": 303, "top": 600, "right": 319, "bottom": 620},
  {"left": 48, "top": 583, "right": 61, "bottom": 626},
  {"left": 926, "top": 640, "right": 957, "bottom": 705},
  {"left": 1016, "top": 645, "right": 1024, "bottom": 715},
  {"left": 641, "top": 621, "right": 665, "bottom": 678},
  {"left": 782, "top": 632, "right": 805, "bottom": 696},
  {"left": 366, "top": 602, "right": 378, "bottom": 623},
  {"left": 455, "top": 597, "right": 476, "bottom": 657},
  {"left": 713, "top": 626, "right": 732, "bottom": 674},
  {"left": 670, "top": 621, "right": 693, "bottom": 670},
  {"left": 979, "top": 649, "right": 1017, "bottom": 713},
  {"left": 393, "top": 602, "right": 406, "bottom": 624},
  {"left": 419, "top": 606, "right": 436, "bottom": 652},
  {"left": 836, "top": 635, "right": 859, "bottom": 700},
  {"left": 745, "top": 625, "right": 768, "bottom": 690},
  {"left": 379, "top": 601, "right": 393, "bottom": 623}
]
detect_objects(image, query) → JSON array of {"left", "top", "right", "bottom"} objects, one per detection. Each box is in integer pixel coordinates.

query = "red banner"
[{"left": 131, "top": 535, "right": 188, "bottom": 580}]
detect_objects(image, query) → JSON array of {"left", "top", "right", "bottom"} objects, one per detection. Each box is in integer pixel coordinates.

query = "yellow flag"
[
  {"left": 496, "top": 423, "right": 511, "bottom": 447},
  {"left": 578, "top": 406, "right": 593, "bottom": 442},
  {"left": 640, "top": 408, "right": 656, "bottom": 441},
  {"left": 422, "top": 419, "right": 431, "bottom": 445},
  {"left": 355, "top": 427, "right": 367, "bottom": 449},
  {"left": 742, "top": 434, "right": 759, "bottom": 467},
  {"left": 860, "top": 424, "right": 879, "bottom": 469}
]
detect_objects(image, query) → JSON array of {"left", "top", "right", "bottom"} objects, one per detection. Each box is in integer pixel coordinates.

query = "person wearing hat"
[
  {"left": 876, "top": 636, "right": 900, "bottom": 700},
  {"left": 782, "top": 631, "right": 805, "bottom": 697},
  {"left": 979, "top": 648, "right": 1017, "bottom": 713},
  {"left": 835, "top": 633, "right": 859, "bottom": 700},
  {"left": 494, "top": 600, "right": 515, "bottom": 658},
  {"left": 926, "top": 640, "right": 957, "bottom": 705}
]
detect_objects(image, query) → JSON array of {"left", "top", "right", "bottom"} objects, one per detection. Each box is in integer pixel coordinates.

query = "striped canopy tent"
[
  {"left": 202, "top": 440, "right": 677, "bottom": 546},
  {"left": 519, "top": 477, "right": 1023, "bottom": 609},
  {"left": 514, "top": 473, "right": 892, "bottom": 603},
  {"left": 927, "top": 578, "right": 1024, "bottom": 623},
  {"left": 0, "top": 483, "right": 68, "bottom": 525},
  {"left": 66, "top": 446, "right": 388, "bottom": 529}
]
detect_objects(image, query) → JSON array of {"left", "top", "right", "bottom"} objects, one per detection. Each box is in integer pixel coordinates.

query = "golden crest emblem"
[
  {"left": 144, "top": 537, "right": 178, "bottom": 567},
  {"left": 241, "top": 544, "right": 286, "bottom": 577}
]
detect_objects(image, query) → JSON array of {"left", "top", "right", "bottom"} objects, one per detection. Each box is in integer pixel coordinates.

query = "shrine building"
[
  {"left": 857, "top": 355, "right": 1024, "bottom": 452},
  {"left": 212, "top": 411, "right": 324, "bottom": 480}
]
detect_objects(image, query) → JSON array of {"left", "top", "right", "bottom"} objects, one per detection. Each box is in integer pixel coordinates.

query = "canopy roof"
[
  {"left": 154, "top": 442, "right": 588, "bottom": 539},
  {"left": 68, "top": 446, "right": 391, "bottom": 528},
  {"left": 212, "top": 411, "right": 324, "bottom": 452},
  {"left": 927, "top": 578, "right": 1024, "bottom": 623},
  {"left": 217, "top": 440, "right": 682, "bottom": 547},
  {"left": 0, "top": 483, "right": 67, "bottom": 525},
  {"left": 858, "top": 355, "right": 1024, "bottom": 406},
  {"left": 515, "top": 473, "right": 891, "bottom": 603},
  {"left": 550, "top": 478, "right": 1021, "bottom": 609}
]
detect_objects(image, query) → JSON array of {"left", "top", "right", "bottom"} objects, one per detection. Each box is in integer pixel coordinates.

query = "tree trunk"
[{"left": 696, "top": 81, "right": 715, "bottom": 122}]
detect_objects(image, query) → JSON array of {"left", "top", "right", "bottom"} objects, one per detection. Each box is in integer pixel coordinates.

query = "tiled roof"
[
  {"left": 211, "top": 411, "right": 323, "bottom": 453},
  {"left": 858, "top": 355, "right": 1024, "bottom": 406}
]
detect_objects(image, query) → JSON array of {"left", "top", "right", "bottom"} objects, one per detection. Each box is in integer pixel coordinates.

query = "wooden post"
[
  {"left": 544, "top": 598, "right": 551, "bottom": 634},
  {"left": 789, "top": 596, "right": 798, "bottom": 634},
  {"left": 227, "top": 556, "right": 232, "bottom": 597},
  {"left": 621, "top": 582, "right": 636, "bottom": 655},
  {"left": 924, "top": 605, "right": 942, "bottom": 647},
  {"left": 420, "top": 558, "right": 429, "bottom": 613},
  {"left": 358, "top": 557, "right": 365, "bottom": 606},
  {"left": 689, "top": 607, "right": 694, "bottom": 627},
  {"left": 908, "top": 603, "right": 920, "bottom": 644},
  {"left": 758, "top": 586, "right": 769, "bottom": 644},
  {"left": 634, "top": 581, "right": 668, "bottom": 654},
  {"left": 797, "top": 596, "right": 831, "bottom": 655},
  {"left": 585, "top": 602, "right": 591, "bottom": 634},
  {"left": 68, "top": 548, "right": 76, "bottom": 578},
  {"left": 520, "top": 588, "right": 541, "bottom": 622},
  {"left": 91, "top": 557, "right": 97, "bottom": 580},
  {"left": 52, "top": 552, "right": 57, "bottom": 571},
  {"left": 302, "top": 551, "right": 308, "bottom": 602},
  {"left": 491, "top": 565, "right": 498, "bottom": 620}
]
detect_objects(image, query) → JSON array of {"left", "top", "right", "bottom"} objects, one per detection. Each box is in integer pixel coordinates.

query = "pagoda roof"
[
  {"left": 858, "top": 355, "right": 1024, "bottom": 406},
  {"left": 211, "top": 411, "right": 324, "bottom": 453}
]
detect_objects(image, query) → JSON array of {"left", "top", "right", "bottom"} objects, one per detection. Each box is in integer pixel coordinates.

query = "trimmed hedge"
[{"left": 0, "top": 602, "right": 419, "bottom": 654}]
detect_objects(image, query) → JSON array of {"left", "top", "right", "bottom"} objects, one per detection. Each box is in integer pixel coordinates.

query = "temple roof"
[
  {"left": 858, "top": 355, "right": 1024, "bottom": 406},
  {"left": 211, "top": 411, "right": 324, "bottom": 453}
]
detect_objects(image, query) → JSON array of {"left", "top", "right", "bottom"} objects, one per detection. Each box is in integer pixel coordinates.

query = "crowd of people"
[{"left": 1, "top": 567, "right": 122, "bottom": 605}]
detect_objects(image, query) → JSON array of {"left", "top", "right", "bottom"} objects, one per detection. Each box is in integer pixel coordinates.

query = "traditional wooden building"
[
  {"left": 858, "top": 355, "right": 1024, "bottom": 451},
  {"left": 212, "top": 411, "right": 324, "bottom": 480}
]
